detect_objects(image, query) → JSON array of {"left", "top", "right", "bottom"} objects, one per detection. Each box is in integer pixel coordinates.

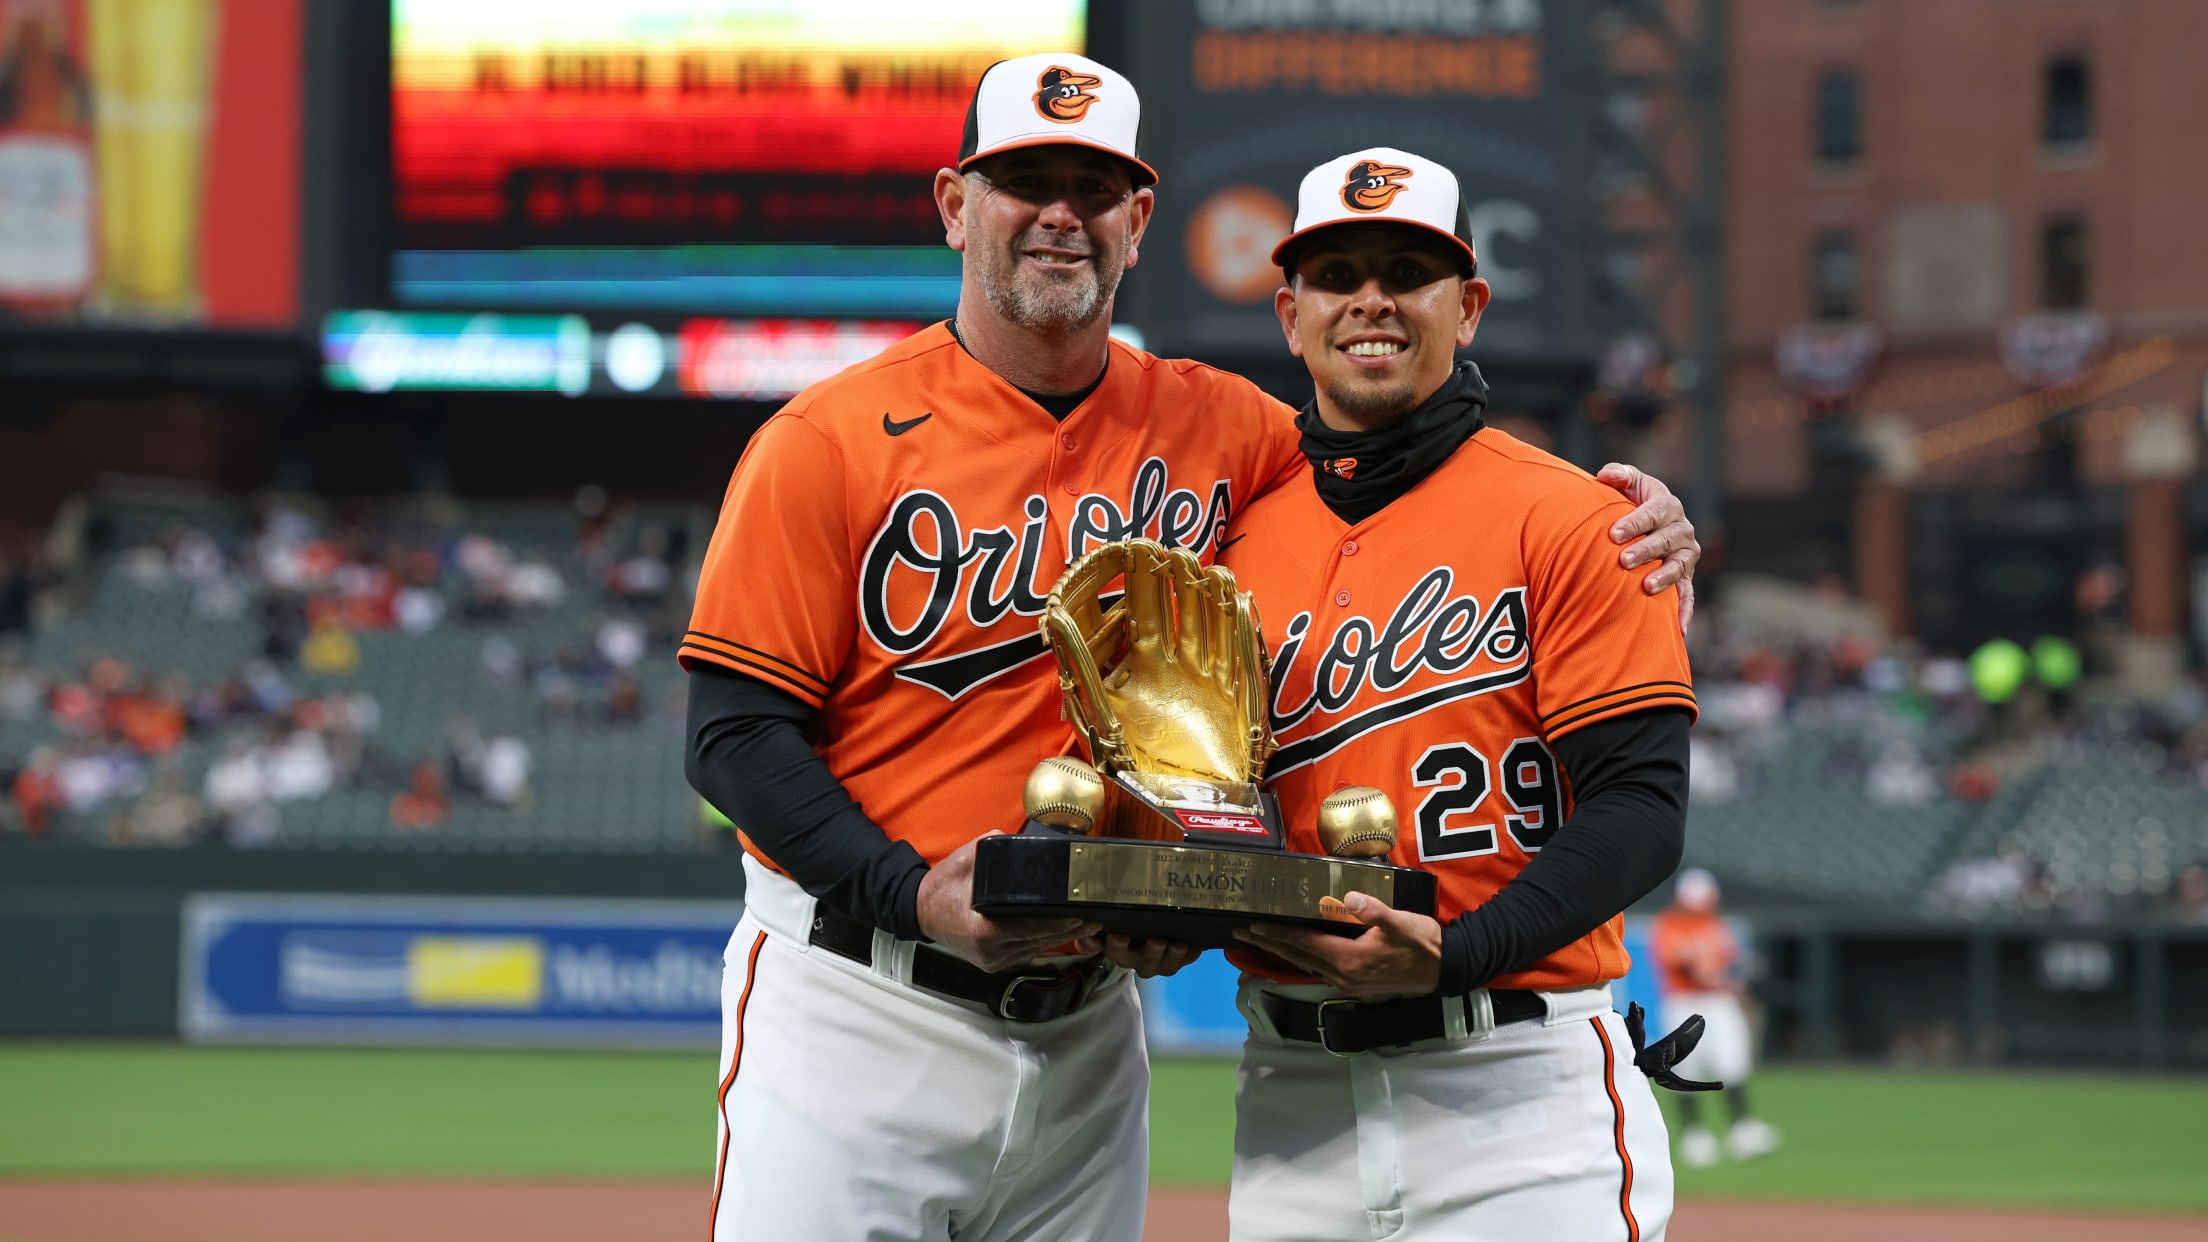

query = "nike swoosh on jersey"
[
  {"left": 883, "top": 411, "right": 934, "bottom": 436},
  {"left": 1216, "top": 533, "right": 1248, "bottom": 553}
]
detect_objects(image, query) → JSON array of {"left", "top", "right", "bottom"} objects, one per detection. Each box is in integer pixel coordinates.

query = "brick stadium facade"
[{"left": 1708, "top": 0, "right": 2208, "bottom": 672}]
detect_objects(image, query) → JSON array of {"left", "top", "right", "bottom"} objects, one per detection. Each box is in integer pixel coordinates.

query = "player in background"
[
  {"left": 1649, "top": 867, "right": 1781, "bottom": 1166},
  {"left": 681, "top": 57, "right": 1701, "bottom": 1240},
  {"left": 1222, "top": 147, "right": 1699, "bottom": 1240}
]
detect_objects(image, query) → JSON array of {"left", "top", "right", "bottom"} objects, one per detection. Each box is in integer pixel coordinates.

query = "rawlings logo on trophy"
[{"left": 972, "top": 538, "right": 1437, "bottom": 947}]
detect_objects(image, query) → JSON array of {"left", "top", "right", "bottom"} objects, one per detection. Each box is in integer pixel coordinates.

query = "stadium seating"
[
  {"left": 1939, "top": 740, "right": 2208, "bottom": 904},
  {"left": 8, "top": 495, "right": 2206, "bottom": 922},
  {"left": 9, "top": 496, "right": 701, "bottom": 851}
]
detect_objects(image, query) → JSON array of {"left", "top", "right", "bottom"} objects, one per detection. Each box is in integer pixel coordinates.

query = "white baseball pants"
[
  {"left": 711, "top": 858, "right": 1150, "bottom": 1242},
  {"left": 1662, "top": 991, "right": 1754, "bottom": 1085},
  {"left": 1229, "top": 980, "right": 1674, "bottom": 1242}
]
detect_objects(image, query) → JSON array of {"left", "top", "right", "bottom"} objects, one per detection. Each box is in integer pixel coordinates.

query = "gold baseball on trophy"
[
  {"left": 1317, "top": 786, "right": 1397, "bottom": 858},
  {"left": 1024, "top": 755, "right": 1108, "bottom": 834}
]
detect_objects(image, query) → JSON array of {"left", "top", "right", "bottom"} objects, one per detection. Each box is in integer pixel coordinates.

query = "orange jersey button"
[
  {"left": 1064, "top": 482, "right": 1080, "bottom": 496},
  {"left": 1334, "top": 590, "right": 1351, "bottom": 606},
  {"left": 1061, "top": 432, "right": 1078, "bottom": 450},
  {"left": 1342, "top": 540, "right": 1360, "bottom": 556}
]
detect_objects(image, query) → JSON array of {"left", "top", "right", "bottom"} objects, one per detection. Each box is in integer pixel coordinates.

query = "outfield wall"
[
  {"left": 1752, "top": 918, "right": 2208, "bottom": 1072},
  {"left": 4, "top": 842, "right": 2206, "bottom": 1070},
  {"left": 0, "top": 843, "right": 747, "bottom": 1037}
]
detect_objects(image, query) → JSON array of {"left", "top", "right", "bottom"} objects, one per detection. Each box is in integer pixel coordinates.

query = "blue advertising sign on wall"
[{"left": 181, "top": 894, "right": 744, "bottom": 1047}]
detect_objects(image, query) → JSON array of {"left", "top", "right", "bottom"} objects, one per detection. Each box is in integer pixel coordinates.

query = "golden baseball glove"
[{"left": 1040, "top": 538, "right": 1276, "bottom": 790}]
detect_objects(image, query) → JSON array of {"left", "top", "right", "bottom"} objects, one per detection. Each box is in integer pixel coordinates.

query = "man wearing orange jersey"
[
  {"left": 1650, "top": 868, "right": 1780, "bottom": 1166},
  {"left": 1223, "top": 148, "right": 1699, "bottom": 1240},
  {"left": 680, "top": 59, "right": 1701, "bottom": 1240}
]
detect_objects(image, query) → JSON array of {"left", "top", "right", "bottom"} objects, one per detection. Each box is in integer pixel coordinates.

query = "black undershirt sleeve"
[
  {"left": 686, "top": 327, "right": 1098, "bottom": 936},
  {"left": 1435, "top": 707, "right": 1691, "bottom": 995},
  {"left": 684, "top": 662, "right": 931, "bottom": 940}
]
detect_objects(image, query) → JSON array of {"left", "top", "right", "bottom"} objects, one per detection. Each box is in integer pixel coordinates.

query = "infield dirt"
[{"left": 4, "top": 1180, "right": 2206, "bottom": 1242}]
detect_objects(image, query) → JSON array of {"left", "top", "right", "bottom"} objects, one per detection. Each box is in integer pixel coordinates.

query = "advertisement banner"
[
  {"left": 1130, "top": 0, "right": 1572, "bottom": 360},
  {"left": 320, "top": 310, "right": 944, "bottom": 400},
  {"left": 181, "top": 893, "right": 743, "bottom": 1047},
  {"left": 322, "top": 311, "right": 593, "bottom": 395},
  {"left": 676, "top": 317, "right": 919, "bottom": 399},
  {"left": 0, "top": 0, "right": 299, "bottom": 327}
]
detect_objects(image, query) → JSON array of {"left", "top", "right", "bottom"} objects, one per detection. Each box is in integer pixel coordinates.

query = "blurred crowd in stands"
[
  {"left": 8, "top": 500, "right": 2208, "bottom": 926},
  {"left": 0, "top": 489, "right": 692, "bottom": 847},
  {"left": 1684, "top": 574, "right": 2208, "bottom": 924},
  {"left": 2, "top": 649, "right": 378, "bottom": 845}
]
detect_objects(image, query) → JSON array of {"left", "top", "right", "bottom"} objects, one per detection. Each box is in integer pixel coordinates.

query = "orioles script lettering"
[
  {"left": 1264, "top": 568, "right": 1531, "bottom": 773},
  {"left": 859, "top": 459, "right": 1232, "bottom": 698}
]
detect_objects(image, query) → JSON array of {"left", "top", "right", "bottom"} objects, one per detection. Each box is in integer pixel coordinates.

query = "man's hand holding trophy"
[{"left": 972, "top": 538, "right": 1437, "bottom": 947}]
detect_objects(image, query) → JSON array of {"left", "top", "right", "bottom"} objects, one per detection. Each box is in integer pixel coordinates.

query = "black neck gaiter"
[{"left": 1295, "top": 361, "right": 1489, "bottom": 526}]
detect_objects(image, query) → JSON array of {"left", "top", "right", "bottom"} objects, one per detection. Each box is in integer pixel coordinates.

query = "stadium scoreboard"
[{"left": 326, "top": 1, "right": 1088, "bottom": 400}]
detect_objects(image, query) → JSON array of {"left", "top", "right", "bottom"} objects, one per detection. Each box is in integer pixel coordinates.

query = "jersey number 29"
[{"left": 1410, "top": 738, "right": 1561, "bottom": 861}]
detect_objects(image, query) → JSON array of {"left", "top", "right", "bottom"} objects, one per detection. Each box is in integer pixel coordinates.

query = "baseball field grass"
[{"left": 2, "top": 1045, "right": 2204, "bottom": 1214}]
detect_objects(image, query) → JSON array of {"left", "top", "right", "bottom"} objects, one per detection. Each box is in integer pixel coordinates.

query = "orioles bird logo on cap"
[
  {"left": 1034, "top": 65, "right": 1103, "bottom": 123},
  {"left": 1340, "top": 161, "right": 1413, "bottom": 212},
  {"left": 1323, "top": 457, "right": 1359, "bottom": 479}
]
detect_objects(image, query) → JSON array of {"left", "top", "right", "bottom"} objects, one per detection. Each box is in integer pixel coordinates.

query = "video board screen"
[
  {"left": 390, "top": 1, "right": 1086, "bottom": 317},
  {"left": 1131, "top": 1, "right": 1570, "bottom": 360},
  {"left": 0, "top": 0, "right": 300, "bottom": 329}
]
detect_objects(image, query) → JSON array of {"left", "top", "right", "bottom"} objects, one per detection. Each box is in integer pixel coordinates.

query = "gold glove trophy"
[{"left": 971, "top": 539, "right": 1437, "bottom": 948}]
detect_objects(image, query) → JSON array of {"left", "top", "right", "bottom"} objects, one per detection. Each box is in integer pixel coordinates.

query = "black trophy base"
[{"left": 971, "top": 825, "right": 1439, "bottom": 950}]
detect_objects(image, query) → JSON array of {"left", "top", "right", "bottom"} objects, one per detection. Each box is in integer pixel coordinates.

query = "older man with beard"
[{"left": 681, "top": 59, "right": 1701, "bottom": 1242}]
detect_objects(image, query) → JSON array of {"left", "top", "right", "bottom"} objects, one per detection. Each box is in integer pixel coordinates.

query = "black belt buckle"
[
  {"left": 996, "top": 963, "right": 1098, "bottom": 1023},
  {"left": 1313, "top": 997, "right": 1369, "bottom": 1058}
]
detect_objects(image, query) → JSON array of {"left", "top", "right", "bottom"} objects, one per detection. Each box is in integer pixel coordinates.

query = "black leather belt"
[
  {"left": 1261, "top": 988, "right": 1547, "bottom": 1057},
  {"left": 807, "top": 906, "right": 1113, "bottom": 1025}
]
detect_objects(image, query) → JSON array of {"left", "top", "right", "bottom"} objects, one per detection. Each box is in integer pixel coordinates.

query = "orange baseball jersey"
[
  {"left": 1648, "top": 907, "right": 1739, "bottom": 995},
  {"left": 681, "top": 322, "right": 1303, "bottom": 869},
  {"left": 1220, "top": 428, "right": 1697, "bottom": 991}
]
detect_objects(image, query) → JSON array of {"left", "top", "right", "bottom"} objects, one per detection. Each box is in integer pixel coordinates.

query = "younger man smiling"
[{"left": 1219, "top": 148, "right": 1696, "bottom": 1240}]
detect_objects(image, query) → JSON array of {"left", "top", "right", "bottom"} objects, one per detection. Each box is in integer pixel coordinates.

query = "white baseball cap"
[
  {"left": 1271, "top": 146, "right": 1476, "bottom": 273},
  {"left": 957, "top": 52, "right": 1156, "bottom": 187},
  {"left": 1675, "top": 867, "right": 1721, "bottom": 909}
]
